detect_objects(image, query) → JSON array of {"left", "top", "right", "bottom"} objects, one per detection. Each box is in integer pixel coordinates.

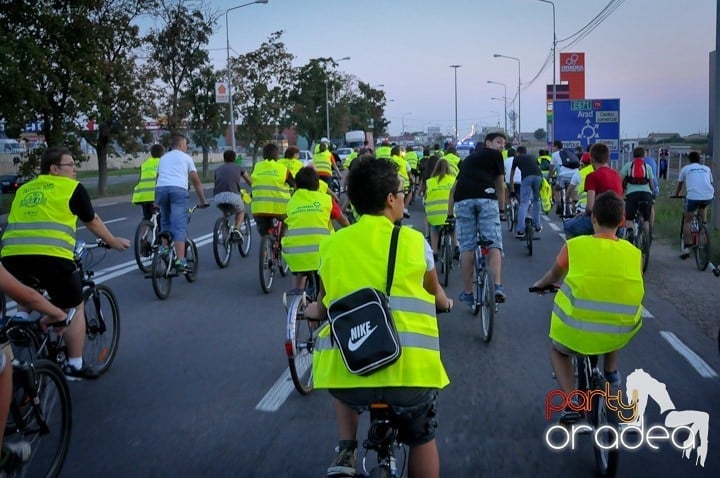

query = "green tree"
[
  {"left": 534, "top": 128, "right": 547, "bottom": 141},
  {"left": 185, "top": 65, "right": 227, "bottom": 177},
  {"left": 287, "top": 58, "right": 329, "bottom": 146}
]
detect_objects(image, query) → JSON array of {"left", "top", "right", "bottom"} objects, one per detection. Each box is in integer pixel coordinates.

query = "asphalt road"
[{"left": 13, "top": 187, "right": 719, "bottom": 477}]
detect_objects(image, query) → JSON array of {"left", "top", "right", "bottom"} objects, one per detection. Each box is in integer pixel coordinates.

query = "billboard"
[
  {"left": 559, "top": 52, "right": 585, "bottom": 99},
  {"left": 553, "top": 99, "right": 620, "bottom": 161}
]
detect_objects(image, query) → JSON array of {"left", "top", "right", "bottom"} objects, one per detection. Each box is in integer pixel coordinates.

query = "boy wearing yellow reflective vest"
[
  {"left": 279, "top": 146, "right": 304, "bottom": 178},
  {"left": 251, "top": 143, "right": 294, "bottom": 236},
  {"left": 532, "top": 191, "right": 644, "bottom": 423},
  {"left": 131, "top": 144, "right": 164, "bottom": 220},
  {"left": 442, "top": 144, "right": 461, "bottom": 177},
  {"left": 390, "top": 146, "right": 412, "bottom": 218},
  {"left": 424, "top": 158, "right": 456, "bottom": 259},
  {"left": 305, "top": 156, "right": 453, "bottom": 478}
]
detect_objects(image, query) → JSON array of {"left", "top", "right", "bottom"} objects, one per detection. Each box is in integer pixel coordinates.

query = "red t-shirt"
[{"left": 584, "top": 166, "right": 623, "bottom": 196}]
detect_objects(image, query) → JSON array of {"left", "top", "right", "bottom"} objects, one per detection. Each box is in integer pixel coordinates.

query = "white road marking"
[
  {"left": 642, "top": 307, "right": 654, "bottom": 318},
  {"left": 548, "top": 222, "right": 560, "bottom": 232},
  {"left": 97, "top": 202, "right": 121, "bottom": 207},
  {"left": 255, "top": 368, "right": 297, "bottom": 412},
  {"left": 78, "top": 217, "right": 126, "bottom": 230},
  {"left": 659, "top": 331, "right": 718, "bottom": 379}
]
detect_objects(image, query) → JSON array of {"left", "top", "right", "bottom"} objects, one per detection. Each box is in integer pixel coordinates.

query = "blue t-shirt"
[{"left": 643, "top": 157, "right": 659, "bottom": 196}]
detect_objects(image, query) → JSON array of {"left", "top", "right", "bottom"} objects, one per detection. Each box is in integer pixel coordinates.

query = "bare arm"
[
  {"left": 423, "top": 269, "right": 453, "bottom": 311},
  {"left": 509, "top": 167, "right": 518, "bottom": 194},
  {"left": 447, "top": 181, "right": 457, "bottom": 216},
  {"left": 532, "top": 261, "right": 567, "bottom": 289},
  {"left": 189, "top": 171, "right": 207, "bottom": 205},
  {"left": 495, "top": 175, "right": 506, "bottom": 211},
  {"left": 242, "top": 171, "right": 252, "bottom": 187},
  {"left": 585, "top": 189, "right": 596, "bottom": 214},
  {"left": 84, "top": 214, "right": 130, "bottom": 251},
  {"left": 0, "top": 266, "right": 66, "bottom": 323},
  {"left": 674, "top": 181, "right": 684, "bottom": 197}
]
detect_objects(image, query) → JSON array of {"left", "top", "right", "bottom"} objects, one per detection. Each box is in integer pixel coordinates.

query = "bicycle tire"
[
  {"left": 369, "top": 466, "right": 391, "bottom": 478},
  {"left": 286, "top": 295, "right": 314, "bottom": 395},
  {"left": 472, "top": 249, "right": 482, "bottom": 316},
  {"left": 442, "top": 234, "right": 452, "bottom": 288},
  {"left": 278, "top": 241, "right": 290, "bottom": 277},
  {"left": 259, "top": 235, "right": 275, "bottom": 294},
  {"left": 637, "top": 227, "right": 650, "bottom": 273},
  {"left": 525, "top": 218, "right": 533, "bottom": 256},
  {"left": 212, "top": 217, "right": 232, "bottom": 268},
  {"left": 184, "top": 239, "right": 199, "bottom": 282},
  {"left": 82, "top": 284, "right": 120, "bottom": 375},
  {"left": 151, "top": 250, "right": 172, "bottom": 300},
  {"left": 133, "top": 219, "right": 155, "bottom": 273},
  {"left": 506, "top": 204, "right": 514, "bottom": 231},
  {"left": 238, "top": 214, "right": 252, "bottom": 257},
  {"left": 7, "top": 359, "right": 72, "bottom": 478},
  {"left": 0, "top": 292, "right": 5, "bottom": 323},
  {"left": 589, "top": 390, "right": 620, "bottom": 478},
  {"left": 480, "top": 268, "right": 495, "bottom": 343},
  {"left": 695, "top": 223, "right": 710, "bottom": 271}
]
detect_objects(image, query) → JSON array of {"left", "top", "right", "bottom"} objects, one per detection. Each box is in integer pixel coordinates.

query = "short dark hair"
[
  {"left": 284, "top": 145, "right": 300, "bottom": 159},
  {"left": 169, "top": 134, "right": 187, "bottom": 150},
  {"left": 445, "top": 144, "right": 456, "bottom": 154},
  {"left": 294, "top": 167, "right": 319, "bottom": 191},
  {"left": 41, "top": 146, "right": 72, "bottom": 174},
  {"left": 507, "top": 148, "right": 516, "bottom": 157},
  {"left": 688, "top": 151, "right": 701, "bottom": 163},
  {"left": 150, "top": 144, "right": 165, "bottom": 158},
  {"left": 517, "top": 146, "right": 527, "bottom": 154},
  {"left": 590, "top": 142, "right": 610, "bottom": 164},
  {"left": 553, "top": 140, "right": 563, "bottom": 149},
  {"left": 633, "top": 147, "right": 645, "bottom": 158},
  {"left": 391, "top": 146, "right": 401, "bottom": 156},
  {"left": 262, "top": 143, "right": 279, "bottom": 160},
  {"left": 484, "top": 132, "right": 507, "bottom": 144},
  {"left": 318, "top": 143, "right": 327, "bottom": 153},
  {"left": 593, "top": 191, "right": 624, "bottom": 228},
  {"left": 347, "top": 156, "right": 400, "bottom": 215},
  {"left": 223, "top": 150, "right": 236, "bottom": 163}
]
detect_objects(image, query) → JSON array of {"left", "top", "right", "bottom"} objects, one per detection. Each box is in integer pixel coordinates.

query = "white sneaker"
[{"left": 680, "top": 248, "right": 691, "bottom": 259}]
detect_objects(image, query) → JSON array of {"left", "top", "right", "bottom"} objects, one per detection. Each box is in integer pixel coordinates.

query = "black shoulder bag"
[{"left": 328, "top": 225, "right": 402, "bottom": 375}]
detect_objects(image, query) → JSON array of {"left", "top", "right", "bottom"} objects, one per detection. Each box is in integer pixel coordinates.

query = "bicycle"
[
  {"left": 671, "top": 195, "right": 711, "bottom": 270},
  {"left": 529, "top": 284, "right": 619, "bottom": 478},
  {"left": 623, "top": 201, "right": 651, "bottom": 273},
  {"left": 505, "top": 195, "right": 518, "bottom": 232},
  {"left": 436, "top": 223, "right": 455, "bottom": 287},
  {"left": 472, "top": 234, "right": 497, "bottom": 343},
  {"left": 133, "top": 207, "right": 160, "bottom": 273},
  {"left": 2, "top": 313, "right": 75, "bottom": 478},
  {"left": 258, "top": 219, "right": 289, "bottom": 294},
  {"left": 147, "top": 205, "right": 202, "bottom": 300},
  {"left": 212, "top": 203, "right": 252, "bottom": 268},
  {"left": 284, "top": 271, "right": 321, "bottom": 395}
]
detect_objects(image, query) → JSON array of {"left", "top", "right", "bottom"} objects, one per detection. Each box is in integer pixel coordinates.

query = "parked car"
[
  {"left": 335, "top": 148, "right": 353, "bottom": 163},
  {"left": 299, "top": 150, "right": 312, "bottom": 166},
  {"left": 0, "top": 174, "right": 29, "bottom": 193}
]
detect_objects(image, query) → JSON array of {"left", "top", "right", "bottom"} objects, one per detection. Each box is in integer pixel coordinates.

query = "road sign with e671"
[{"left": 554, "top": 98, "right": 621, "bottom": 161}]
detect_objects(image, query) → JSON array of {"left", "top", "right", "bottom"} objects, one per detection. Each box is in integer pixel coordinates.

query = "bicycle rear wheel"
[
  {"left": 472, "top": 250, "right": 482, "bottom": 316},
  {"left": 480, "top": 268, "right": 495, "bottom": 343},
  {"left": 695, "top": 223, "right": 710, "bottom": 271},
  {"left": 238, "top": 214, "right": 252, "bottom": 257},
  {"left": 525, "top": 218, "right": 533, "bottom": 256},
  {"left": 286, "top": 295, "right": 314, "bottom": 395},
  {"left": 151, "top": 250, "right": 173, "bottom": 300},
  {"left": 7, "top": 359, "right": 72, "bottom": 478},
  {"left": 589, "top": 386, "right": 620, "bottom": 477},
  {"left": 637, "top": 227, "right": 650, "bottom": 273},
  {"left": 506, "top": 204, "right": 514, "bottom": 231},
  {"left": 83, "top": 284, "right": 120, "bottom": 375},
  {"left": 442, "top": 233, "right": 452, "bottom": 287},
  {"left": 133, "top": 219, "right": 155, "bottom": 273},
  {"left": 278, "top": 242, "right": 290, "bottom": 277},
  {"left": 184, "top": 239, "right": 199, "bottom": 282},
  {"left": 259, "top": 235, "right": 275, "bottom": 294},
  {"left": 212, "top": 217, "right": 232, "bottom": 268}
]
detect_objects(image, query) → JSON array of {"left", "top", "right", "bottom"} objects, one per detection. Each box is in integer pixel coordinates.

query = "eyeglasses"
[
  {"left": 57, "top": 163, "right": 76, "bottom": 168},
  {"left": 393, "top": 190, "right": 406, "bottom": 196}
]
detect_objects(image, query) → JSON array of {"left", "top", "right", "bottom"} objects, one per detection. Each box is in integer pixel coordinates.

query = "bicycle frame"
[{"left": 361, "top": 402, "right": 406, "bottom": 477}]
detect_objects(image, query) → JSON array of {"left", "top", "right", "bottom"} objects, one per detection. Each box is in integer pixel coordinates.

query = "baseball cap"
[
  {"left": 581, "top": 152, "right": 591, "bottom": 164},
  {"left": 320, "top": 137, "right": 329, "bottom": 143}
]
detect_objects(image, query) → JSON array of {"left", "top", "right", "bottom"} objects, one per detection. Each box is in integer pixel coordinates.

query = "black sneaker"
[
  {"left": 327, "top": 446, "right": 356, "bottom": 477},
  {"left": 63, "top": 364, "right": 100, "bottom": 381},
  {"left": 0, "top": 442, "right": 31, "bottom": 476}
]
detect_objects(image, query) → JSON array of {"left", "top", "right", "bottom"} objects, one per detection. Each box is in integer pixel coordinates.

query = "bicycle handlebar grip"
[
  {"left": 529, "top": 284, "right": 560, "bottom": 293},
  {"left": 669, "top": 195, "right": 685, "bottom": 199}
]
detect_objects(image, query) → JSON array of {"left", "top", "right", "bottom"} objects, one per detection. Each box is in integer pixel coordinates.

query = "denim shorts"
[
  {"left": 563, "top": 213, "right": 593, "bottom": 238},
  {"left": 555, "top": 173, "right": 575, "bottom": 189},
  {"left": 454, "top": 198, "right": 502, "bottom": 253},
  {"left": 156, "top": 186, "right": 189, "bottom": 242},
  {"left": 329, "top": 388, "right": 439, "bottom": 446}
]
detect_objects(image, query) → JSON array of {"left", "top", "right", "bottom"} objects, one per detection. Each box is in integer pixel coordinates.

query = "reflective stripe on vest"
[
  {"left": 552, "top": 303, "right": 642, "bottom": 335},
  {"left": 313, "top": 151, "right": 332, "bottom": 175},
  {"left": 559, "top": 283, "right": 640, "bottom": 316},
  {"left": 315, "top": 330, "right": 440, "bottom": 353}
]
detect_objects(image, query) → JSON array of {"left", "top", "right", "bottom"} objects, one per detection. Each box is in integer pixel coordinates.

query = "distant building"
[{"left": 647, "top": 132, "right": 679, "bottom": 142}]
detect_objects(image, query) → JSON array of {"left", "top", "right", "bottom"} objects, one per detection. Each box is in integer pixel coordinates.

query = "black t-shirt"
[
  {"left": 453, "top": 147, "right": 504, "bottom": 201},
  {"left": 69, "top": 183, "right": 95, "bottom": 222},
  {"left": 511, "top": 154, "right": 542, "bottom": 179}
]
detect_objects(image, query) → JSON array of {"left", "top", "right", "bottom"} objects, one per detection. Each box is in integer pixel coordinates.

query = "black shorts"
[
  {"left": 329, "top": 387, "right": 439, "bottom": 446},
  {"left": 1, "top": 255, "right": 83, "bottom": 309},
  {"left": 625, "top": 192, "right": 653, "bottom": 221}
]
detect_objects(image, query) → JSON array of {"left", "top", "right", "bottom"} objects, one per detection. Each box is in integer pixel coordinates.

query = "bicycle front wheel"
[
  {"left": 278, "top": 243, "right": 289, "bottom": 277},
  {"left": 506, "top": 205, "right": 514, "bottom": 231},
  {"left": 7, "top": 359, "right": 72, "bottom": 478},
  {"left": 184, "top": 239, "right": 199, "bottom": 282},
  {"left": 83, "top": 285, "right": 120, "bottom": 374},
  {"left": 212, "top": 217, "right": 232, "bottom": 268},
  {"left": 637, "top": 227, "right": 650, "bottom": 273},
  {"left": 442, "top": 234, "right": 452, "bottom": 287},
  {"left": 472, "top": 250, "right": 482, "bottom": 316},
  {"left": 133, "top": 219, "right": 155, "bottom": 273},
  {"left": 151, "top": 250, "right": 173, "bottom": 300},
  {"left": 695, "top": 223, "right": 710, "bottom": 271},
  {"left": 286, "top": 295, "right": 314, "bottom": 395},
  {"left": 259, "top": 235, "right": 275, "bottom": 294},
  {"left": 480, "top": 268, "right": 495, "bottom": 343},
  {"left": 589, "top": 390, "right": 620, "bottom": 477},
  {"left": 525, "top": 218, "right": 533, "bottom": 256},
  {"left": 238, "top": 214, "right": 252, "bottom": 257}
]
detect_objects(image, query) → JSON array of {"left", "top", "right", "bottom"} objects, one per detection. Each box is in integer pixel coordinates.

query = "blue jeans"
[
  {"left": 156, "top": 186, "right": 189, "bottom": 242},
  {"left": 563, "top": 213, "right": 593, "bottom": 238},
  {"left": 517, "top": 175, "right": 542, "bottom": 233}
]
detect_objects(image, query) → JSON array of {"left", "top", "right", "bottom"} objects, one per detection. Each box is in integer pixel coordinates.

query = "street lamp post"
[
  {"left": 226, "top": 0, "right": 269, "bottom": 152},
  {"left": 325, "top": 56, "right": 350, "bottom": 140},
  {"left": 401, "top": 112, "right": 412, "bottom": 136},
  {"left": 538, "top": 0, "right": 556, "bottom": 143},
  {"left": 491, "top": 97, "right": 508, "bottom": 133},
  {"left": 487, "top": 80, "right": 508, "bottom": 134},
  {"left": 450, "top": 65, "right": 461, "bottom": 142},
  {"left": 493, "top": 54, "right": 521, "bottom": 144}
]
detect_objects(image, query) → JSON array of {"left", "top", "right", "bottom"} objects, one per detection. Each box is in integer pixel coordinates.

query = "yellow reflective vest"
[
  {"left": 390, "top": 154, "right": 410, "bottom": 190},
  {"left": 424, "top": 175, "right": 455, "bottom": 226},
  {"left": 131, "top": 156, "right": 160, "bottom": 204},
  {"left": 313, "top": 150, "right": 333, "bottom": 176},
  {"left": 278, "top": 158, "right": 303, "bottom": 178},
  {"left": 443, "top": 153, "right": 461, "bottom": 176},
  {"left": 251, "top": 160, "right": 290, "bottom": 216},
  {"left": 375, "top": 145, "right": 392, "bottom": 159},
  {"left": 313, "top": 214, "right": 450, "bottom": 389},
  {"left": 576, "top": 165, "right": 595, "bottom": 210},
  {"left": 281, "top": 189, "right": 332, "bottom": 273},
  {"left": 404, "top": 151, "right": 419, "bottom": 170},
  {"left": 551, "top": 236, "right": 644, "bottom": 355},
  {"left": 538, "top": 154, "right": 552, "bottom": 178},
  {"left": 2, "top": 175, "right": 79, "bottom": 261}
]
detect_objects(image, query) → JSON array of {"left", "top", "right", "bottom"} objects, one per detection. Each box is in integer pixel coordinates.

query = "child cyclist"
[
  {"left": 424, "top": 158, "right": 456, "bottom": 260},
  {"left": 532, "top": 191, "right": 644, "bottom": 423}
]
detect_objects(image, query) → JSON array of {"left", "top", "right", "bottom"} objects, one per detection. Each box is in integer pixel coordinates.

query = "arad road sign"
[{"left": 554, "top": 98, "right": 620, "bottom": 160}]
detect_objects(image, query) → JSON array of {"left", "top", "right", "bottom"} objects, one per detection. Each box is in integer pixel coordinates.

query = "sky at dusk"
[{"left": 203, "top": 0, "right": 717, "bottom": 139}]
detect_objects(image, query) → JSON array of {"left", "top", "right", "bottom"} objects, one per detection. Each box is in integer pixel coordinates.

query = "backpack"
[
  {"left": 559, "top": 149, "right": 580, "bottom": 169},
  {"left": 539, "top": 156, "right": 551, "bottom": 171},
  {"left": 626, "top": 158, "right": 650, "bottom": 185}
]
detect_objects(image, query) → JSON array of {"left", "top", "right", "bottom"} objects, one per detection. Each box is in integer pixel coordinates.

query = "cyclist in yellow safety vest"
[
  {"left": 374, "top": 139, "right": 392, "bottom": 159},
  {"left": 390, "top": 146, "right": 412, "bottom": 218},
  {"left": 313, "top": 141, "right": 341, "bottom": 183},
  {"left": 424, "top": 158, "right": 457, "bottom": 259},
  {"left": 279, "top": 145, "right": 304, "bottom": 178},
  {"left": 532, "top": 190, "right": 643, "bottom": 424},
  {"left": 566, "top": 154, "right": 594, "bottom": 215},
  {"left": 131, "top": 144, "right": 165, "bottom": 220},
  {"left": 537, "top": 149, "right": 552, "bottom": 180},
  {"left": 443, "top": 145, "right": 461, "bottom": 177},
  {"left": 404, "top": 146, "right": 419, "bottom": 175},
  {"left": 305, "top": 156, "right": 453, "bottom": 478},
  {"left": 251, "top": 143, "right": 294, "bottom": 236}
]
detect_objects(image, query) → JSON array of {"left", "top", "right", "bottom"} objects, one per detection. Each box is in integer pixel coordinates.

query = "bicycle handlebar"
[
  {"left": 669, "top": 195, "right": 685, "bottom": 199},
  {"left": 529, "top": 284, "right": 560, "bottom": 294}
]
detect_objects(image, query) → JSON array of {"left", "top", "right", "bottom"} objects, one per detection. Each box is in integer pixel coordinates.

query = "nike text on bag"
[
  {"left": 328, "top": 226, "right": 402, "bottom": 375},
  {"left": 559, "top": 149, "right": 580, "bottom": 169},
  {"left": 626, "top": 158, "right": 650, "bottom": 185}
]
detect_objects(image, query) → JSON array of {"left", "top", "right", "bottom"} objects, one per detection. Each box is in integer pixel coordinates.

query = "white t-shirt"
[
  {"left": 551, "top": 150, "right": 578, "bottom": 177},
  {"left": 156, "top": 149, "right": 197, "bottom": 189},
  {"left": 504, "top": 157, "right": 522, "bottom": 184},
  {"left": 569, "top": 169, "right": 582, "bottom": 187},
  {"left": 678, "top": 163, "right": 714, "bottom": 200}
]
